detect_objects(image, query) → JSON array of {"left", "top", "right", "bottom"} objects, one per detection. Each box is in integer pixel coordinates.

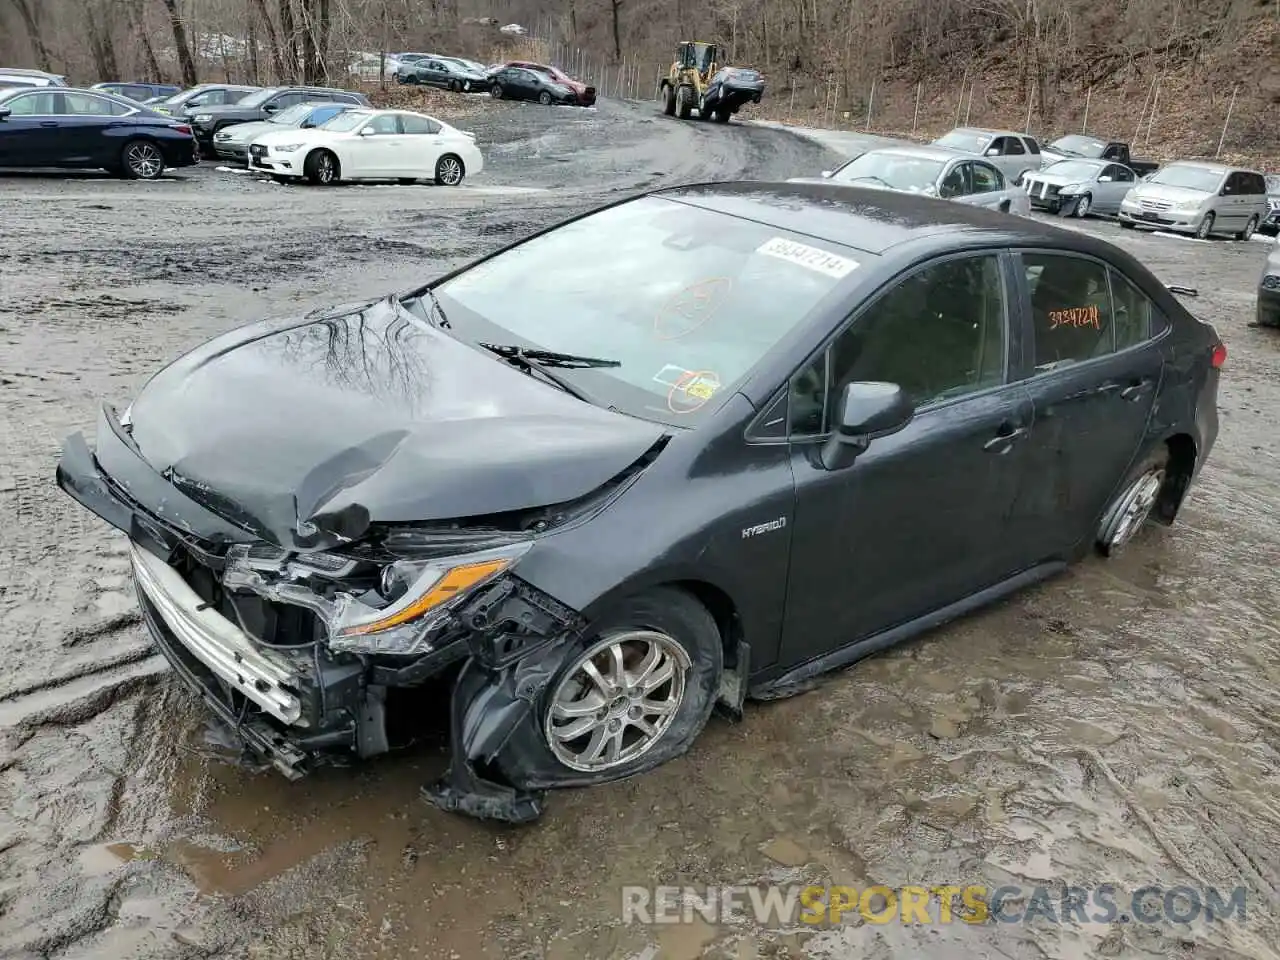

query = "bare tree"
[
  {"left": 158, "top": 0, "right": 199, "bottom": 85},
  {"left": 7, "top": 0, "right": 53, "bottom": 70}
]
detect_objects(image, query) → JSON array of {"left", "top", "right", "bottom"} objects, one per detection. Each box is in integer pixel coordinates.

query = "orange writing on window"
[{"left": 1048, "top": 304, "right": 1101, "bottom": 330}]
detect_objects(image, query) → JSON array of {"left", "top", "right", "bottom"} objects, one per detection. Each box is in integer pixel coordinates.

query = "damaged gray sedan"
[{"left": 57, "top": 182, "right": 1222, "bottom": 823}]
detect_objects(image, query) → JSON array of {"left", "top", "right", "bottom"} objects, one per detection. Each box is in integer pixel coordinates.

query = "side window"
[
  {"left": 312, "top": 105, "right": 344, "bottom": 124},
  {"left": 400, "top": 114, "right": 442, "bottom": 134},
  {"left": 1004, "top": 136, "right": 1026, "bottom": 156},
  {"left": 271, "top": 93, "right": 307, "bottom": 109},
  {"left": 1023, "top": 137, "right": 1040, "bottom": 155},
  {"left": 63, "top": 93, "right": 127, "bottom": 116},
  {"left": 1023, "top": 253, "right": 1115, "bottom": 371},
  {"left": 1221, "top": 173, "right": 1242, "bottom": 196},
  {"left": 939, "top": 163, "right": 968, "bottom": 198},
  {"left": 970, "top": 162, "right": 1002, "bottom": 193},
  {"left": 1245, "top": 173, "right": 1266, "bottom": 196},
  {"left": 7, "top": 92, "right": 58, "bottom": 114},
  {"left": 123, "top": 85, "right": 150, "bottom": 101},
  {"left": 788, "top": 254, "right": 1008, "bottom": 434},
  {"left": 1109, "top": 269, "right": 1154, "bottom": 351},
  {"left": 1109, "top": 164, "right": 1135, "bottom": 183},
  {"left": 363, "top": 113, "right": 401, "bottom": 135}
]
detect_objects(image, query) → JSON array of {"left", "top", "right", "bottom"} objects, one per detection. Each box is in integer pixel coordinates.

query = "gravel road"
[{"left": 1, "top": 96, "right": 1278, "bottom": 960}]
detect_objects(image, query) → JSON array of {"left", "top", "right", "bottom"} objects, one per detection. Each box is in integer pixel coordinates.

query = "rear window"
[{"left": 435, "top": 196, "right": 869, "bottom": 424}]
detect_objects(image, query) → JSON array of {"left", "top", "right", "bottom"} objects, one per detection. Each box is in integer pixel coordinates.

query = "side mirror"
[
  {"left": 1098, "top": 175, "right": 1112, "bottom": 182},
  {"left": 820, "top": 381, "right": 914, "bottom": 471},
  {"left": 263, "top": 103, "right": 278, "bottom": 113},
  {"left": 984, "top": 146, "right": 1000, "bottom": 156},
  {"left": 820, "top": 170, "right": 833, "bottom": 178},
  {"left": 0, "top": 107, "right": 10, "bottom": 120},
  {"left": 359, "top": 126, "right": 376, "bottom": 136},
  {"left": 301, "top": 120, "right": 314, "bottom": 128}
]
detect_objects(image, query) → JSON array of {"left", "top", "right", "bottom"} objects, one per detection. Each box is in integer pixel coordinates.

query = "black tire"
[
  {"left": 661, "top": 84, "right": 676, "bottom": 116},
  {"left": 1237, "top": 215, "right": 1258, "bottom": 241},
  {"left": 1073, "top": 192, "right": 1093, "bottom": 218},
  {"left": 1096, "top": 448, "right": 1169, "bottom": 557},
  {"left": 304, "top": 148, "right": 339, "bottom": 186},
  {"left": 676, "top": 86, "right": 693, "bottom": 119},
  {"left": 434, "top": 153, "right": 464, "bottom": 186},
  {"left": 1195, "top": 212, "right": 1215, "bottom": 240},
  {"left": 507, "top": 586, "right": 724, "bottom": 787},
  {"left": 120, "top": 138, "right": 165, "bottom": 180},
  {"left": 1120, "top": 220, "right": 1136, "bottom": 230},
  {"left": 490, "top": 83, "right": 503, "bottom": 99},
  {"left": 713, "top": 108, "right": 730, "bottom": 123},
  {"left": 538, "top": 90, "right": 553, "bottom": 105},
  {"left": 449, "top": 79, "right": 461, "bottom": 92}
]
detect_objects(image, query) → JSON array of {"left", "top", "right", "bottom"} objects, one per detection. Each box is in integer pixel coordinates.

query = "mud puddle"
[{"left": 2, "top": 98, "right": 1278, "bottom": 959}]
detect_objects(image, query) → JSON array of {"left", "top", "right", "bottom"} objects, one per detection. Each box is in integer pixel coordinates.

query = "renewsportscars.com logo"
[{"left": 621, "top": 884, "right": 1248, "bottom": 927}]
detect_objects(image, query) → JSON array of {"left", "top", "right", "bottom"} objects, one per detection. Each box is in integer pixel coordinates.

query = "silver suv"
[
  {"left": 1119, "top": 162, "right": 1269, "bottom": 240},
  {"left": 929, "top": 127, "right": 1042, "bottom": 184},
  {"left": 0, "top": 68, "right": 67, "bottom": 87}
]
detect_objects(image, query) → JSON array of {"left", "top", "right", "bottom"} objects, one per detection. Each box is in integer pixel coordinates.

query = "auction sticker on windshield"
[{"left": 756, "top": 237, "right": 858, "bottom": 279}]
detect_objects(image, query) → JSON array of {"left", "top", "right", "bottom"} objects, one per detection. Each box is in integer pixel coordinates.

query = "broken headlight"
[{"left": 327, "top": 543, "right": 531, "bottom": 656}]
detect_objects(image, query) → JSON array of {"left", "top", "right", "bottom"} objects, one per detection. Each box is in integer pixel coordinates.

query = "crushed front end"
[{"left": 56, "top": 404, "right": 604, "bottom": 823}]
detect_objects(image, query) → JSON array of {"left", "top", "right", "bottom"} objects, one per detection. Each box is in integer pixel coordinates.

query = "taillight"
[
  {"left": 173, "top": 124, "right": 192, "bottom": 135},
  {"left": 1210, "top": 343, "right": 1227, "bottom": 369}
]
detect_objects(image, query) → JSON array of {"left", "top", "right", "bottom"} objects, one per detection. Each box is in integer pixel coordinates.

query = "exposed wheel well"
[
  {"left": 667, "top": 579, "right": 743, "bottom": 670},
  {"left": 1155, "top": 433, "right": 1197, "bottom": 524}
]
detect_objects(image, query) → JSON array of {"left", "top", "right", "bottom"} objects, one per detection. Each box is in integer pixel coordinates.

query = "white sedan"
[{"left": 247, "top": 108, "right": 483, "bottom": 186}]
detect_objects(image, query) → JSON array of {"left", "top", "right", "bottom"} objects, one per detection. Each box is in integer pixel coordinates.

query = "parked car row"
[{"left": 393, "top": 53, "right": 598, "bottom": 107}]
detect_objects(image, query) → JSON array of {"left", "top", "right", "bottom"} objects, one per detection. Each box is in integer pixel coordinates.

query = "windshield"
[
  {"left": 270, "top": 102, "right": 314, "bottom": 125},
  {"left": 237, "top": 87, "right": 282, "bottom": 108},
  {"left": 933, "top": 130, "right": 990, "bottom": 154},
  {"left": 832, "top": 152, "right": 945, "bottom": 192},
  {"left": 320, "top": 110, "right": 370, "bottom": 132},
  {"left": 1148, "top": 164, "right": 1224, "bottom": 192},
  {"left": 1266, "top": 175, "right": 1280, "bottom": 195},
  {"left": 1049, "top": 135, "right": 1107, "bottom": 158},
  {"left": 1043, "top": 159, "right": 1104, "bottom": 181},
  {"left": 432, "top": 196, "right": 865, "bottom": 424}
]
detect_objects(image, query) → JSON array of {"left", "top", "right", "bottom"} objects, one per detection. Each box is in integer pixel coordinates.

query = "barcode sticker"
[{"left": 756, "top": 237, "right": 859, "bottom": 279}]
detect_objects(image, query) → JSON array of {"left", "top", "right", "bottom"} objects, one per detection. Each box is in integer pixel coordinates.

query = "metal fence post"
[
  {"left": 865, "top": 78, "right": 876, "bottom": 130},
  {"left": 1145, "top": 77, "right": 1161, "bottom": 149},
  {"left": 912, "top": 80, "right": 921, "bottom": 136},
  {"left": 1081, "top": 85, "right": 1092, "bottom": 133}
]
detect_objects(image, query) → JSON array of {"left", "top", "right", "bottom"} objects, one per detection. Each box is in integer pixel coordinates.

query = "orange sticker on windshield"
[
  {"left": 1049, "top": 305, "right": 1101, "bottom": 329},
  {"left": 654, "top": 277, "right": 733, "bottom": 340},
  {"left": 667, "top": 370, "right": 721, "bottom": 415}
]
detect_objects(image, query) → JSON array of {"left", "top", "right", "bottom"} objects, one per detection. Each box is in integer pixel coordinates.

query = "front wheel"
[
  {"left": 1096, "top": 450, "right": 1168, "bottom": 556},
  {"left": 120, "top": 139, "right": 165, "bottom": 180},
  {"left": 1072, "top": 192, "right": 1092, "bottom": 218},
  {"left": 434, "top": 153, "right": 464, "bottom": 186},
  {"left": 304, "top": 149, "right": 339, "bottom": 185},
  {"left": 490, "top": 83, "right": 503, "bottom": 99},
  {"left": 1120, "top": 220, "right": 1136, "bottom": 230},
  {"left": 449, "top": 79, "right": 461, "bottom": 92},
  {"left": 538, "top": 90, "right": 552, "bottom": 105},
  {"left": 661, "top": 84, "right": 676, "bottom": 116},
  {"left": 538, "top": 587, "right": 723, "bottom": 781},
  {"left": 1237, "top": 214, "right": 1258, "bottom": 241},
  {"left": 676, "top": 86, "right": 693, "bottom": 119},
  {"left": 1195, "top": 212, "right": 1215, "bottom": 240}
]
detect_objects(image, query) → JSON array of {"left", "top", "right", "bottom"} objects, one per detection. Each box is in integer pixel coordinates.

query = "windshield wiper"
[
  {"left": 846, "top": 175, "right": 893, "bottom": 188},
  {"left": 420, "top": 286, "right": 451, "bottom": 329},
  {"left": 477, "top": 342, "right": 620, "bottom": 404}
]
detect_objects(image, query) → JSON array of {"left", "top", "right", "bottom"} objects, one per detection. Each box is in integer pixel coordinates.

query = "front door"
[
  {"left": 0, "top": 89, "right": 64, "bottom": 165},
  {"left": 780, "top": 250, "right": 1035, "bottom": 668},
  {"left": 351, "top": 112, "right": 403, "bottom": 176},
  {"left": 1012, "top": 250, "right": 1164, "bottom": 556}
]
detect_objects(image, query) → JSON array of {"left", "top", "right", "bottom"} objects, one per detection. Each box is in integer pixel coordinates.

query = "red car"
[{"left": 503, "top": 61, "right": 597, "bottom": 106}]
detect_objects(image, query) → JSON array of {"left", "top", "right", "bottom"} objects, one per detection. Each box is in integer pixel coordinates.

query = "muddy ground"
[{"left": 2, "top": 96, "right": 1279, "bottom": 960}]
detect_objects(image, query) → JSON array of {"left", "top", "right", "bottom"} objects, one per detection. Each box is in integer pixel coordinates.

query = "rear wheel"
[
  {"left": 1096, "top": 450, "right": 1169, "bottom": 556},
  {"left": 1237, "top": 214, "right": 1258, "bottom": 241},
  {"left": 304, "top": 149, "right": 339, "bottom": 186},
  {"left": 449, "top": 79, "right": 461, "bottom": 92},
  {"left": 1195, "top": 212, "right": 1215, "bottom": 240},
  {"left": 120, "top": 139, "right": 165, "bottom": 180},
  {"left": 661, "top": 84, "right": 676, "bottom": 116},
  {"left": 435, "top": 153, "right": 464, "bottom": 186},
  {"left": 490, "top": 83, "right": 504, "bottom": 99},
  {"left": 713, "top": 108, "right": 730, "bottom": 123}
]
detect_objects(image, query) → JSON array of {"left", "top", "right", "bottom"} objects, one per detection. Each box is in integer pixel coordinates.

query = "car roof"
[
  {"left": 650, "top": 181, "right": 1126, "bottom": 259},
  {"left": 0, "top": 67, "right": 62, "bottom": 78},
  {"left": 862, "top": 145, "right": 973, "bottom": 163},
  {"left": 1163, "top": 160, "right": 1259, "bottom": 175},
  {"left": 949, "top": 126, "right": 1026, "bottom": 138}
]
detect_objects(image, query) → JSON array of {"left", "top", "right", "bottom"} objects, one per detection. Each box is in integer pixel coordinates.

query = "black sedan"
[
  {"left": 398, "top": 57, "right": 488, "bottom": 92},
  {"left": 186, "top": 85, "right": 371, "bottom": 154},
  {"left": 1254, "top": 242, "right": 1280, "bottom": 328},
  {"left": 0, "top": 86, "right": 197, "bottom": 179},
  {"left": 56, "top": 184, "right": 1222, "bottom": 822},
  {"left": 488, "top": 65, "right": 581, "bottom": 105}
]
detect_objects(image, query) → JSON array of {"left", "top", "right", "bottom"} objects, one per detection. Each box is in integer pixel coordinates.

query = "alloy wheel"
[
  {"left": 316, "top": 153, "right": 335, "bottom": 183},
  {"left": 436, "top": 156, "right": 463, "bottom": 185},
  {"left": 1241, "top": 215, "right": 1258, "bottom": 241},
  {"left": 1105, "top": 468, "right": 1165, "bottom": 550},
  {"left": 1196, "top": 213, "right": 1215, "bottom": 240},
  {"left": 1074, "top": 193, "right": 1091, "bottom": 218},
  {"left": 125, "top": 142, "right": 163, "bottom": 179},
  {"left": 545, "top": 630, "right": 690, "bottom": 773}
]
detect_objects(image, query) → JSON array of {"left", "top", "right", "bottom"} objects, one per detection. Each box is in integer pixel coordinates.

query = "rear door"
[
  {"left": 59, "top": 91, "right": 134, "bottom": 164},
  {"left": 1012, "top": 250, "right": 1165, "bottom": 555},
  {"left": 0, "top": 90, "right": 64, "bottom": 165},
  {"left": 398, "top": 113, "right": 443, "bottom": 176}
]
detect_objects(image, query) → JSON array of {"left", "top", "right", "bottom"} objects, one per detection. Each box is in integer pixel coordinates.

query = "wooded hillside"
[{"left": 2, "top": 0, "right": 1277, "bottom": 164}]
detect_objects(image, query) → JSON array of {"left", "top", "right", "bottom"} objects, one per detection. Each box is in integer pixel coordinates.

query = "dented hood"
[{"left": 126, "top": 297, "right": 666, "bottom": 546}]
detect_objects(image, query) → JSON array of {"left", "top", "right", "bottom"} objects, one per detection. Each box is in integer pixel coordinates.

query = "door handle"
[
  {"left": 1119, "top": 379, "right": 1153, "bottom": 401},
  {"left": 983, "top": 424, "right": 1028, "bottom": 452},
  {"left": 40, "top": 120, "right": 58, "bottom": 127}
]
